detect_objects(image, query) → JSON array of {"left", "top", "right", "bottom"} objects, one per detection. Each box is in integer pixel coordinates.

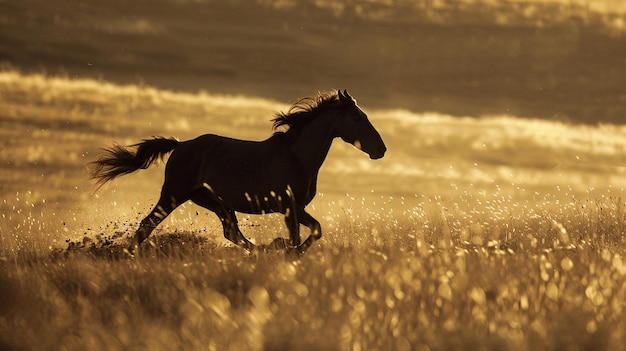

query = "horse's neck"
[{"left": 290, "top": 115, "right": 336, "bottom": 172}]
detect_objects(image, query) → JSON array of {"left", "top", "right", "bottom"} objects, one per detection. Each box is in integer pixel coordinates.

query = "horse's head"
[{"left": 334, "top": 90, "right": 386, "bottom": 160}]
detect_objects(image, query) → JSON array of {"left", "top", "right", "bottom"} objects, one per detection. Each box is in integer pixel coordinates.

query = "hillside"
[{"left": 1, "top": 0, "right": 625, "bottom": 123}]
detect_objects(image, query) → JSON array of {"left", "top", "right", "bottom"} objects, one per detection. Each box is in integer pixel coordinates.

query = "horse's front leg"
[
  {"left": 262, "top": 208, "right": 299, "bottom": 251},
  {"left": 285, "top": 207, "right": 301, "bottom": 247},
  {"left": 293, "top": 209, "right": 321, "bottom": 255}
]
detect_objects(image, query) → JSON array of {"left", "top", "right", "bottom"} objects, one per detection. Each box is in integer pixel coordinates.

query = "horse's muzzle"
[{"left": 369, "top": 145, "right": 387, "bottom": 160}]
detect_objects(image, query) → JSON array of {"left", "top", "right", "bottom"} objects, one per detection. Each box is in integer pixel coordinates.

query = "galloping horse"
[{"left": 90, "top": 90, "right": 386, "bottom": 255}]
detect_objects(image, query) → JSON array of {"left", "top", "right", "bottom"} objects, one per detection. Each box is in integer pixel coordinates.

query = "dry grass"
[
  {"left": 2, "top": 71, "right": 626, "bottom": 350},
  {"left": 2, "top": 193, "right": 626, "bottom": 350}
]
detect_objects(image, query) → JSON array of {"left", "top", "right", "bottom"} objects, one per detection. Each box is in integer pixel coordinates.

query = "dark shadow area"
[{"left": 49, "top": 231, "right": 218, "bottom": 261}]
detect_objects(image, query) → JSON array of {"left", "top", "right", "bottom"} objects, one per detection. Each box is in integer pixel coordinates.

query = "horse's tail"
[{"left": 90, "top": 136, "right": 179, "bottom": 187}]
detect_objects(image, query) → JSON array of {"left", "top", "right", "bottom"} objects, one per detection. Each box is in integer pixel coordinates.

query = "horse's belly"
[
  {"left": 175, "top": 135, "right": 312, "bottom": 213},
  {"left": 203, "top": 169, "right": 309, "bottom": 214},
  {"left": 205, "top": 181, "right": 292, "bottom": 214}
]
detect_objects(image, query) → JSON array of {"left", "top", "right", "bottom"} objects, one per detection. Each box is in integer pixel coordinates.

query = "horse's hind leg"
[
  {"left": 128, "top": 194, "right": 180, "bottom": 253},
  {"left": 219, "top": 209, "right": 255, "bottom": 250},
  {"left": 190, "top": 189, "right": 255, "bottom": 251}
]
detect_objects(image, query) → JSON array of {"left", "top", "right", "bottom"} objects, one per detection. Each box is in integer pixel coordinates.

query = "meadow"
[
  {"left": 2, "top": 0, "right": 626, "bottom": 349},
  {"left": 2, "top": 70, "right": 626, "bottom": 350}
]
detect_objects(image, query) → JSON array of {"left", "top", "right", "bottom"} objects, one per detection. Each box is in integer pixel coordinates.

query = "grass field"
[
  {"left": 2, "top": 0, "right": 626, "bottom": 349},
  {"left": 2, "top": 70, "right": 626, "bottom": 350}
]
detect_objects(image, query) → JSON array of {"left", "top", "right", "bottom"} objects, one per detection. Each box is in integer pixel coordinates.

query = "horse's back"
[
  {"left": 162, "top": 134, "right": 304, "bottom": 206},
  {"left": 179, "top": 134, "right": 279, "bottom": 164}
]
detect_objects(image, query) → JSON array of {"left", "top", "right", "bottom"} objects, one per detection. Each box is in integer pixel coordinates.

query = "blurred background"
[{"left": 1, "top": 0, "right": 625, "bottom": 123}]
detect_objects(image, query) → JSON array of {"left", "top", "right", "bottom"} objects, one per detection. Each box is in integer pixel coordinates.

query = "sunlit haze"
[{"left": 1, "top": 1, "right": 626, "bottom": 350}]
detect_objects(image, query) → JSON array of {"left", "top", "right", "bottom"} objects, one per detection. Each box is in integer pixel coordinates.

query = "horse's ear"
[
  {"left": 344, "top": 89, "right": 352, "bottom": 100},
  {"left": 338, "top": 89, "right": 354, "bottom": 105}
]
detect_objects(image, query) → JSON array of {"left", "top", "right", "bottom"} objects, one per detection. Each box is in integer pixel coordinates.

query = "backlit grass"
[
  {"left": 2, "top": 192, "right": 626, "bottom": 350},
  {"left": 1, "top": 71, "right": 626, "bottom": 350}
]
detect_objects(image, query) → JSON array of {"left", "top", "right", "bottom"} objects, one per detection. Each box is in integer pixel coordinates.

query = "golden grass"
[
  {"left": 1, "top": 70, "right": 626, "bottom": 350},
  {"left": 2, "top": 194, "right": 626, "bottom": 350}
]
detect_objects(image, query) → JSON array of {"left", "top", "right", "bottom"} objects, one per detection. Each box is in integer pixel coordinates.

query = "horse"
[{"left": 90, "top": 89, "right": 386, "bottom": 255}]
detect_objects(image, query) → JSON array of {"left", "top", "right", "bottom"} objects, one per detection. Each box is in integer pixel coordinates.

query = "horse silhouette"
[{"left": 90, "top": 90, "right": 386, "bottom": 255}]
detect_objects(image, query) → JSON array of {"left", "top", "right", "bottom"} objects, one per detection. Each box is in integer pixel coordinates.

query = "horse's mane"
[{"left": 272, "top": 91, "right": 346, "bottom": 140}]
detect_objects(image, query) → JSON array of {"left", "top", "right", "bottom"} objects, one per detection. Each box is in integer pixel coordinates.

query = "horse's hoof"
[
  {"left": 267, "top": 237, "right": 288, "bottom": 251},
  {"left": 123, "top": 247, "right": 135, "bottom": 258},
  {"left": 284, "top": 245, "right": 304, "bottom": 260},
  {"left": 242, "top": 241, "right": 257, "bottom": 252},
  {"left": 125, "top": 237, "right": 138, "bottom": 258}
]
